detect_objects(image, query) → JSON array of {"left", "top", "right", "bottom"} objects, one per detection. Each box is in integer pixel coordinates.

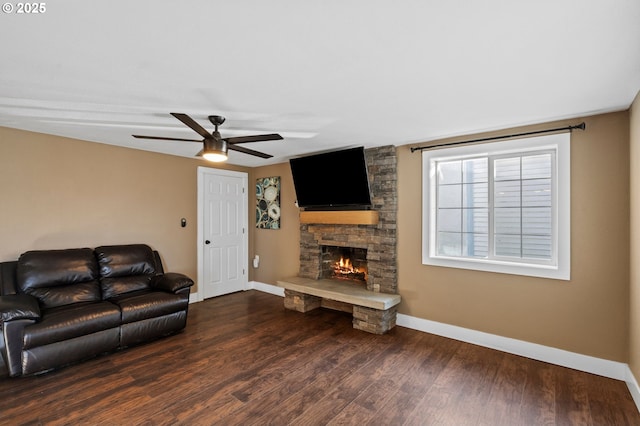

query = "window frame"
[{"left": 422, "top": 132, "right": 571, "bottom": 280}]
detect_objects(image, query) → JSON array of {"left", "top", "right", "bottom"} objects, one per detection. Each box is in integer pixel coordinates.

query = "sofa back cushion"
[
  {"left": 16, "top": 248, "right": 101, "bottom": 309},
  {"left": 95, "top": 244, "right": 157, "bottom": 299}
]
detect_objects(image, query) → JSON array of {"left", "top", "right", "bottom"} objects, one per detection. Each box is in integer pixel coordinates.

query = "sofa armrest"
[
  {"left": 150, "top": 273, "right": 194, "bottom": 293},
  {"left": 0, "top": 294, "right": 41, "bottom": 323}
]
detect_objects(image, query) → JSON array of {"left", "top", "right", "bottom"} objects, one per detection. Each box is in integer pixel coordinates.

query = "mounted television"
[{"left": 289, "top": 146, "right": 372, "bottom": 210}]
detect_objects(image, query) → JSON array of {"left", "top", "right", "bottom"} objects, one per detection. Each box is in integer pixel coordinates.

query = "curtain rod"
[{"left": 410, "top": 122, "right": 586, "bottom": 153}]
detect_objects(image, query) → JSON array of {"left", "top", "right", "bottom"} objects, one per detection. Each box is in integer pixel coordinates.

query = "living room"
[{"left": 2, "top": 1, "right": 640, "bottom": 424}]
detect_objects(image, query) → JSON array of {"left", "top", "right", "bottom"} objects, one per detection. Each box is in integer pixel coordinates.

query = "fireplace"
[
  {"left": 280, "top": 145, "right": 399, "bottom": 334},
  {"left": 298, "top": 146, "right": 398, "bottom": 295},
  {"left": 321, "top": 246, "right": 367, "bottom": 284}
]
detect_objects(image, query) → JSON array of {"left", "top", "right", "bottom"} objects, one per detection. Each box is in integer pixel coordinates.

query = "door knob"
[{"left": 205, "top": 240, "right": 211, "bottom": 244}]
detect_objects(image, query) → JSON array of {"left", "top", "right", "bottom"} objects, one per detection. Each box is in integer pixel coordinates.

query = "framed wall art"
[{"left": 256, "top": 176, "right": 281, "bottom": 229}]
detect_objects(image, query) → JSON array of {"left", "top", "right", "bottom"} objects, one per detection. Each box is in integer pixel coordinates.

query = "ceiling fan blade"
[
  {"left": 133, "top": 135, "right": 202, "bottom": 142},
  {"left": 170, "top": 112, "right": 212, "bottom": 139},
  {"left": 228, "top": 144, "right": 273, "bottom": 159},
  {"left": 195, "top": 149, "right": 204, "bottom": 157},
  {"left": 225, "top": 134, "right": 283, "bottom": 144}
]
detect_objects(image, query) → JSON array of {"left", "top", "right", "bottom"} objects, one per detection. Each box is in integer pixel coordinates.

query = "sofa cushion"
[
  {"left": 16, "top": 249, "right": 101, "bottom": 309},
  {"left": 108, "top": 290, "right": 187, "bottom": 324},
  {"left": 100, "top": 275, "right": 153, "bottom": 300},
  {"left": 95, "top": 244, "right": 157, "bottom": 298},
  {"left": 22, "top": 301, "right": 121, "bottom": 349},
  {"left": 95, "top": 244, "right": 157, "bottom": 277}
]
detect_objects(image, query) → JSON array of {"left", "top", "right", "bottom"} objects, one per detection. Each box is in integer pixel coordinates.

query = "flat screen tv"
[{"left": 289, "top": 146, "right": 372, "bottom": 210}]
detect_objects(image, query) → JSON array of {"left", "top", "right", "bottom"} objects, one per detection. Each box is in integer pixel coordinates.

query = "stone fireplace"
[
  {"left": 278, "top": 146, "right": 400, "bottom": 334},
  {"left": 298, "top": 145, "right": 398, "bottom": 295}
]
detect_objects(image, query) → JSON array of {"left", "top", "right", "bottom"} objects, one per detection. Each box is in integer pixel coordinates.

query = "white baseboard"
[
  {"left": 396, "top": 313, "right": 627, "bottom": 379},
  {"left": 626, "top": 365, "right": 640, "bottom": 410},
  {"left": 248, "top": 280, "right": 285, "bottom": 296},
  {"left": 189, "top": 292, "right": 202, "bottom": 304},
  {"left": 188, "top": 280, "right": 283, "bottom": 304}
]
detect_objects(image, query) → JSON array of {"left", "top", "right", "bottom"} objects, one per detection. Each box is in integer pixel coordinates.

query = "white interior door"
[{"left": 199, "top": 167, "right": 248, "bottom": 299}]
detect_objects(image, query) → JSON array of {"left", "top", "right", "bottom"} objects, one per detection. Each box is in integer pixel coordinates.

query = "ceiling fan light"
[
  {"left": 203, "top": 151, "right": 228, "bottom": 162},
  {"left": 203, "top": 138, "right": 228, "bottom": 162}
]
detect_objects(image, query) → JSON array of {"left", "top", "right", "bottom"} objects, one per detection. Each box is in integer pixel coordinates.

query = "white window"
[{"left": 422, "top": 133, "right": 570, "bottom": 280}]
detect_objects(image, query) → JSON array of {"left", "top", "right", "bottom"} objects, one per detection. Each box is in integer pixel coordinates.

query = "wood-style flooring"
[{"left": 0, "top": 290, "right": 638, "bottom": 425}]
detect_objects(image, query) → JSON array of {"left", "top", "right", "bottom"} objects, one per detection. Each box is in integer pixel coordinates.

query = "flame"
[
  {"left": 334, "top": 256, "right": 364, "bottom": 278},
  {"left": 338, "top": 257, "right": 351, "bottom": 269}
]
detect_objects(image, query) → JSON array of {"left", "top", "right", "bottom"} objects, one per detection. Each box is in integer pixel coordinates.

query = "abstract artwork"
[{"left": 256, "top": 176, "right": 281, "bottom": 229}]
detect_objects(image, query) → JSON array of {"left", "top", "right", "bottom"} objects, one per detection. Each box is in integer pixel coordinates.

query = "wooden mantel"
[{"left": 299, "top": 210, "right": 379, "bottom": 225}]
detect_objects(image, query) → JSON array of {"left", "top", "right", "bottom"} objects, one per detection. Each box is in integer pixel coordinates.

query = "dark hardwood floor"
[{"left": 1, "top": 290, "right": 638, "bottom": 425}]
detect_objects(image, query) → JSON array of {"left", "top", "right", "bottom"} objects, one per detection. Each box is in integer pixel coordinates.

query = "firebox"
[{"left": 321, "top": 245, "right": 368, "bottom": 284}]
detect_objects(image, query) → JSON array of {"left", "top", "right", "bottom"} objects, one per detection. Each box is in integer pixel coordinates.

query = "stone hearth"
[{"left": 278, "top": 277, "right": 400, "bottom": 334}]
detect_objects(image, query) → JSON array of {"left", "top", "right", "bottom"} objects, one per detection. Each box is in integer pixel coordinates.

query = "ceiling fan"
[{"left": 133, "top": 112, "right": 283, "bottom": 162}]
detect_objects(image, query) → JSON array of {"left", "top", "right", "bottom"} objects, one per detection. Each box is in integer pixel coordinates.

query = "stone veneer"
[{"left": 298, "top": 145, "right": 398, "bottom": 295}]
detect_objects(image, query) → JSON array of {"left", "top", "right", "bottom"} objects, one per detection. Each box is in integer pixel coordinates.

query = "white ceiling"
[{"left": 1, "top": 1, "right": 639, "bottom": 167}]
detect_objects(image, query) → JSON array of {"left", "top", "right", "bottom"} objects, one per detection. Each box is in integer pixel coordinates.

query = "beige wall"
[
  {"left": 2, "top": 106, "right": 635, "bottom": 363},
  {"left": 399, "top": 111, "right": 630, "bottom": 361},
  {"left": 0, "top": 126, "right": 248, "bottom": 293},
  {"left": 630, "top": 91, "right": 640, "bottom": 375},
  {"left": 249, "top": 163, "right": 300, "bottom": 284}
]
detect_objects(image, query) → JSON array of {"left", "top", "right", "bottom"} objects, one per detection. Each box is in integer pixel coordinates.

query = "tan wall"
[
  {"left": 630, "top": 91, "right": 640, "bottom": 375},
  {"left": 0, "top": 126, "right": 248, "bottom": 293},
  {"left": 250, "top": 163, "right": 300, "bottom": 284},
  {"left": 2, "top": 108, "right": 634, "bottom": 363},
  {"left": 398, "top": 111, "right": 630, "bottom": 361}
]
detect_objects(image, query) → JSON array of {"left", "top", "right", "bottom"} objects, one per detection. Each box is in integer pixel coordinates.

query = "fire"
[
  {"left": 333, "top": 256, "right": 366, "bottom": 281},
  {"left": 338, "top": 256, "right": 351, "bottom": 270}
]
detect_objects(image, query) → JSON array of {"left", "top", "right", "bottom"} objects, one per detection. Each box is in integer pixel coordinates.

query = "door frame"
[{"left": 194, "top": 166, "right": 249, "bottom": 303}]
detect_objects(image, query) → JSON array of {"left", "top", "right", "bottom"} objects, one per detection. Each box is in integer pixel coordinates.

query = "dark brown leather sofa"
[{"left": 0, "top": 244, "right": 194, "bottom": 377}]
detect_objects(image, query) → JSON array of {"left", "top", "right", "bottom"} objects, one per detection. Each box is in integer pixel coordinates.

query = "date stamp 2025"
[{"left": 2, "top": 3, "right": 46, "bottom": 14}]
